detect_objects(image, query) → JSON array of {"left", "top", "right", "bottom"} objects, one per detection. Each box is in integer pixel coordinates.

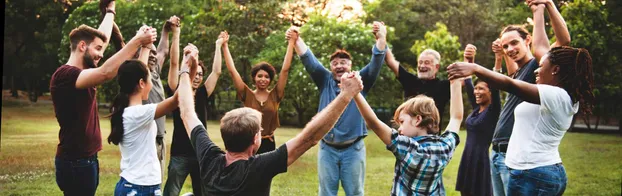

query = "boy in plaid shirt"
[{"left": 352, "top": 76, "right": 464, "bottom": 195}]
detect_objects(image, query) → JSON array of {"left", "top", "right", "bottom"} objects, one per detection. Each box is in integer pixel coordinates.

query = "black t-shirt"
[
  {"left": 397, "top": 65, "right": 450, "bottom": 125},
  {"left": 168, "top": 86, "right": 209, "bottom": 157},
  {"left": 190, "top": 125, "right": 288, "bottom": 196}
]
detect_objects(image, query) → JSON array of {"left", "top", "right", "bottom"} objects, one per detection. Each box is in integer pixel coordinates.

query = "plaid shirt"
[{"left": 387, "top": 129, "right": 460, "bottom": 196}]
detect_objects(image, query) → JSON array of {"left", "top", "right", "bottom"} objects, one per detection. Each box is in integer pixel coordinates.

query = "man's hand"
[
  {"left": 447, "top": 62, "right": 480, "bottom": 80},
  {"left": 463, "top": 44, "right": 476, "bottom": 62},
  {"left": 216, "top": 31, "right": 227, "bottom": 47},
  {"left": 136, "top": 25, "right": 157, "bottom": 46},
  {"left": 372, "top": 21, "right": 387, "bottom": 40},
  {"left": 527, "top": 0, "right": 552, "bottom": 7},
  {"left": 340, "top": 71, "right": 363, "bottom": 96},
  {"left": 492, "top": 38, "right": 504, "bottom": 60}
]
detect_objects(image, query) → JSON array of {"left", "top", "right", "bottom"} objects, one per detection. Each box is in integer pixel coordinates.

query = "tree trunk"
[
  {"left": 295, "top": 107, "right": 305, "bottom": 127},
  {"left": 11, "top": 76, "right": 18, "bottom": 98}
]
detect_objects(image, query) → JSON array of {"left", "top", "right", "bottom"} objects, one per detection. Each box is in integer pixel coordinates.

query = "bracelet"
[
  {"left": 106, "top": 8, "right": 116, "bottom": 15},
  {"left": 179, "top": 70, "right": 190, "bottom": 76},
  {"left": 493, "top": 68, "right": 503, "bottom": 73}
]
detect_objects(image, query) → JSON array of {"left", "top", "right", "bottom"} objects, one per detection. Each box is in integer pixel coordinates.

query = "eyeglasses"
[{"left": 196, "top": 72, "right": 204, "bottom": 77}]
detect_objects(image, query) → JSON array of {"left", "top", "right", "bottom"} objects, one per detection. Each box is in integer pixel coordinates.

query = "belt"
[
  {"left": 492, "top": 143, "right": 508, "bottom": 153},
  {"left": 323, "top": 137, "right": 363, "bottom": 150}
]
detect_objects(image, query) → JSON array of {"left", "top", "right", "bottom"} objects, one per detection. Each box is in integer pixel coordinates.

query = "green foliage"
[{"left": 410, "top": 22, "right": 462, "bottom": 80}]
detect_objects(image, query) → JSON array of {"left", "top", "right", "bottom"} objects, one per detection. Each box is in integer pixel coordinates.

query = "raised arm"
[
  {"left": 287, "top": 27, "right": 308, "bottom": 56},
  {"left": 204, "top": 32, "right": 226, "bottom": 96},
  {"left": 353, "top": 93, "right": 392, "bottom": 145},
  {"left": 530, "top": 0, "right": 570, "bottom": 47},
  {"left": 445, "top": 79, "right": 464, "bottom": 133},
  {"left": 287, "top": 28, "right": 330, "bottom": 87},
  {"left": 222, "top": 33, "right": 246, "bottom": 94},
  {"left": 463, "top": 44, "right": 477, "bottom": 106},
  {"left": 156, "top": 16, "right": 178, "bottom": 68},
  {"left": 137, "top": 45, "right": 151, "bottom": 66},
  {"left": 97, "top": 1, "right": 115, "bottom": 52},
  {"left": 167, "top": 23, "right": 181, "bottom": 91},
  {"left": 492, "top": 38, "right": 519, "bottom": 76},
  {"left": 179, "top": 52, "right": 202, "bottom": 135},
  {"left": 530, "top": 3, "right": 550, "bottom": 62},
  {"left": 385, "top": 47, "right": 400, "bottom": 76},
  {"left": 359, "top": 21, "right": 388, "bottom": 93},
  {"left": 76, "top": 26, "right": 157, "bottom": 89},
  {"left": 276, "top": 31, "right": 298, "bottom": 99},
  {"left": 447, "top": 62, "right": 540, "bottom": 104},
  {"left": 285, "top": 72, "right": 363, "bottom": 166}
]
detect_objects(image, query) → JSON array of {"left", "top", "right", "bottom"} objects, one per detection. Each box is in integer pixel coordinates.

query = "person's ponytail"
[{"left": 108, "top": 92, "right": 130, "bottom": 145}]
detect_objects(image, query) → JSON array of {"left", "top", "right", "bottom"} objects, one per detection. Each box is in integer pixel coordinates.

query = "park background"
[{"left": 2, "top": 0, "right": 621, "bottom": 195}]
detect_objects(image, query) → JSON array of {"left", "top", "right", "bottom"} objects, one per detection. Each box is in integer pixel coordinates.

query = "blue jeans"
[
  {"left": 115, "top": 177, "right": 162, "bottom": 196},
  {"left": 163, "top": 156, "right": 202, "bottom": 196},
  {"left": 55, "top": 154, "right": 99, "bottom": 196},
  {"left": 507, "top": 163, "right": 567, "bottom": 196},
  {"left": 318, "top": 139, "right": 366, "bottom": 196},
  {"left": 491, "top": 150, "right": 510, "bottom": 196}
]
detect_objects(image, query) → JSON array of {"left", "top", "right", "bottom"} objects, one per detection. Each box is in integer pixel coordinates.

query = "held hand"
[
  {"left": 136, "top": 25, "right": 158, "bottom": 46},
  {"left": 447, "top": 62, "right": 479, "bottom": 80},
  {"left": 106, "top": 0, "right": 115, "bottom": 13},
  {"left": 285, "top": 26, "right": 300, "bottom": 41},
  {"left": 463, "top": 44, "right": 477, "bottom": 62},
  {"left": 286, "top": 29, "right": 299, "bottom": 44},
  {"left": 339, "top": 71, "right": 364, "bottom": 96},
  {"left": 216, "top": 31, "right": 227, "bottom": 46},
  {"left": 372, "top": 21, "right": 386, "bottom": 40},
  {"left": 492, "top": 38, "right": 504, "bottom": 59},
  {"left": 528, "top": 0, "right": 546, "bottom": 12},
  {"left": 165, "top": 15, "right": 181, "bottom": 32}
]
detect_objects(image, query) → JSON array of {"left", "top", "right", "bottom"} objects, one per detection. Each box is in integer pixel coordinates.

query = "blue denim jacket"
[{"left": 299, "top": 45, "right": 386, "bottom": 143}]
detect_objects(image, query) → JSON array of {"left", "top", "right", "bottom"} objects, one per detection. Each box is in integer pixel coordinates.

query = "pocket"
[{"left": 354, "top": 140, "right": 365, "bottom": 151}]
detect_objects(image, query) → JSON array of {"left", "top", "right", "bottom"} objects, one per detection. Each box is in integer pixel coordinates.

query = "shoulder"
[{"left": 51, "top": 65, "right": 82, "bottom": 84}]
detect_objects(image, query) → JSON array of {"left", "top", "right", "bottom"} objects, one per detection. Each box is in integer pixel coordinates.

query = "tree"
[{"left": 410, "top": 22, "right": 463, "bottom": 80}]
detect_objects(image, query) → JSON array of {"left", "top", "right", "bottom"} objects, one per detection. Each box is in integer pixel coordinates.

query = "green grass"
[{"left": 1, "top": 101, "right": 621, "bottom": 195}]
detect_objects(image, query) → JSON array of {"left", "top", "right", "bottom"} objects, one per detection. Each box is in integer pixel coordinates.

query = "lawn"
[{"left": 1, "top": 100, "right": 621, "bottom": 195}]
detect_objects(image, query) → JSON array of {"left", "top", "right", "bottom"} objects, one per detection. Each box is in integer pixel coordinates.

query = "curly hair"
[
  {"left": 250, "top": 62, "right": 276, "bottom": 84},
  {"left": 548, "top": 46, "right": 595, "bottom": 114}
]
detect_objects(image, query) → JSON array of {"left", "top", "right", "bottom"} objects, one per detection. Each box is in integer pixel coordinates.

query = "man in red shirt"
[{"left": 49, "top": 1, "right": 157, "bottom": 195}]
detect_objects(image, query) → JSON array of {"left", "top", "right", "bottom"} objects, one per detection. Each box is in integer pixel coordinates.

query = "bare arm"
[
  {"left": 98, "top": 6, "right": 115, "bottom": 51},
  {"left": 504, "top": 55, "right": 518, "bottom": 76},
  {"left": 531, "top": 4, "right": 550, "bottom": 63},
  {"left": 385, "top": 47, "right": 400, "bottom": 76},
  {"left": 445, "top": 79, "right": 464, "bottom": 133},
  {"left": 285, "top": 72, "right": 363, "bottom": 166},
  {"left": 353, "top": 93, "right": 392, "bottom": 145},
  {"left": 544, "top": 0, "right": 571, "bottom": 47},
  {"left": 155, "top": 92, "right": 179, "bottom": 119},
  {"left": 275, "top": 37, "right": 296, "bottom": 99},
  {"left": 292, "top": 32, "right": 308, "bottom": 56},
  {"left": 137, "top": 46, "right": 150, "bottom": 66},
  {"left": 204, "top": 34, "right": 225, "bottom": 97},
  {"left": 155, "top": 28, "right": 170, "bottom": 68},
  {"left": 448, "top": 62, "right": 540, "bottom": 104},
  {"left": 167, "top": 27, "right": 181, "bottom": 91},
  {"left": 76, "top": 27, "right": 156, "bottom": 89},
  {"left": 222, "top": 42, "right": 246, "bottom": 94},
  {"left": 180, "top": 72, "right": 202, "bottom": 136}
]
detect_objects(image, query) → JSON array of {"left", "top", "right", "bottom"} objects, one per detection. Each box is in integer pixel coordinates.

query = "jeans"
[
  {"left": 507, "top": 163, "right": 567, "bottom": 196},
  {"left": 115, "top": 177, "right": 162, "bottom": 196},
  {"left": 491, "top": 150, "right": 510, "bottom": 196},
  {"left": 55, "top": 154, "right": 99, "bottom": 196},
  {"left": 163, "top": 156, "right": 202, "bottom": 196},
  {"left": 318, "top": 139, "right": 366, "bottom": 196}
]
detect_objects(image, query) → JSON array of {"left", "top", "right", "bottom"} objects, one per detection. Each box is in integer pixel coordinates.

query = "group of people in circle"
[{"left": 49, "top": 0, "right": 594, "bottom": 195}]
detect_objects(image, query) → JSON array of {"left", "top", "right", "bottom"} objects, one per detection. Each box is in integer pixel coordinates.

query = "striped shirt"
[{"left": 387, "top": 129, "right": 460, "bottom": 195}]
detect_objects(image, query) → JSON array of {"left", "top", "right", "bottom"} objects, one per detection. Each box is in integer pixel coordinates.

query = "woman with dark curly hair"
[
  {"left": 223, "top": 30, "right": 298, "bottom": 154},
  {"left": 447, "top": 45, "right": 594, "bottom": 195}
]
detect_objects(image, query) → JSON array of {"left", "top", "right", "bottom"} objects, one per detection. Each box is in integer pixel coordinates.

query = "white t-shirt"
[
  {"left": 506, "top": 85, "right": 579, "bottom": 170},
  {"left": 119, "top": 104, "right": 161, "bottom": 185}
]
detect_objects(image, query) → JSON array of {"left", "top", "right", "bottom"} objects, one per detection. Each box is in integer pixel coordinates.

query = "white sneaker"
[{"left": 180, "top": 192, "right": 194, "bottom": 196}]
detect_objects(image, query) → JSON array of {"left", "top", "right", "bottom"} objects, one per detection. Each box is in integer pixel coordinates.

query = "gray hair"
[{"left": 418, "top": 49, "right": 441, "bottom": 65}]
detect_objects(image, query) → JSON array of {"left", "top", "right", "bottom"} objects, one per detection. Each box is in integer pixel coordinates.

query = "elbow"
[
  {"left": 559, "top": 37, "right": 571, "bottom": 46},
  {"left": 451, "top": 112, "right": 464, "bottom": 123}
]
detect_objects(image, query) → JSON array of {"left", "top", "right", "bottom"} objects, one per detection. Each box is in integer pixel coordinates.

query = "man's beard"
[{"left": 83, "top": 52, "right": 97, "bottom": 68}]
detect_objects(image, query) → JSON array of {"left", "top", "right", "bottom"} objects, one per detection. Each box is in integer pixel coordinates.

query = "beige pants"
[{"left": 156, "top": 137, "right": 166, "bottom": 183}]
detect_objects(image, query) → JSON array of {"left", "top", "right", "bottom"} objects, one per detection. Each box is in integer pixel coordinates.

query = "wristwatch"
[
  {"left": 179, "top": 69, "right": 190, "bottom": 76},
  {"left": 493, "top": 67, "right": 503, "bottom": 73}
]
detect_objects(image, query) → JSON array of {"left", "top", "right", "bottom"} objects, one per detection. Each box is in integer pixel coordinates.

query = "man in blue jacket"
[{"left": 287, "top": 21, "right": 387, "bottom": 196}]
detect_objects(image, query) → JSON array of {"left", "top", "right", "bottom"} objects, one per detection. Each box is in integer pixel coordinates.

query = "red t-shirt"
[{"left": 50, "top": 65, "right": 102, "bottom": 159}]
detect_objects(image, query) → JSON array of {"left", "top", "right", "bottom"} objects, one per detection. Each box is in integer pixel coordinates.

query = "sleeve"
[
  {"left": 125, "top": 104, "right": 158, "bottom": 130},
  {"left": 440, "top": 131, "right": 460, "bottom": 152},
  {"left": 299, "top": 49, "right": 330, "bottom": 88},
  {"left": 53, "top": 66, "right": 82, "bottom": 90},
  {"left": 191, "top": 125, "right": 225, "bottom": 167},
  {"left": 272, "top": 86, "right": 283, "bottom": 103},
  {"left": 255, "top": 144, "right": 288, "bottom": 176},
  {"left": 236, "top": 85, "right": 252, "bottom": 102},
  {"left": 360, "top": 45, "right": 387, "bottom": 93},
  {"left": 537, "top": 85, "right": 576, "bottom": 118},
  {"left": 465, "top": 78, "right": 476, "bottom": 107},
  {"left": 386, "top": 129, "right": 419, "bottom": 160}
]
